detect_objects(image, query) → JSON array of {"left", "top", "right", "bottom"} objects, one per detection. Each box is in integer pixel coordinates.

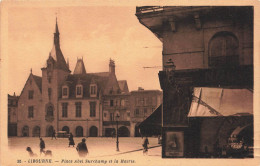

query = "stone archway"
[
  {"left": 22, "top": 126, "right": 29, "bottom": 137},
  {"left": 118, "top": 126, "right": 130, "bottom": 137},
  {"left": 76, "top": 126, "right": 83, "bottom": 137},
  {"left": 33, "top": 126, "right": 40, "bottom": 137},
  {"left": 46, "top": 126, "right": 54, "bottom": 137},
  {"left": 89, "top": 126, "right": 98, "bottom": 137},
  {"left": 62, "top": 126, "right": 70, "bottom": 134}
]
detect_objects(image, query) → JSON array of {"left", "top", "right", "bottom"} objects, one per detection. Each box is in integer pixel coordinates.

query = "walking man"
[
  {"left": 76, "top": 138, "right": 88, "bottom": 157},
  {"left": 143, "top": 136, "right": 149, "bottom": 155},
  {"left": 39, "top": 137, "right": 45, "bottom": 156},
  {"left": 52, "top": 130, "right": 56, "bottom": 140}
]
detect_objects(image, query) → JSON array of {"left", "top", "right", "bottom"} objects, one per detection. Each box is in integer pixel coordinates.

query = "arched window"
[
  {"left": 89, "top": 126, "right": 98, "bottom": 137},
  {"left": 209, "top": 32, "right": 239, "bottom": 67},
  {"left": 47, "top": 106, "right": 53, "bottom": 116}
]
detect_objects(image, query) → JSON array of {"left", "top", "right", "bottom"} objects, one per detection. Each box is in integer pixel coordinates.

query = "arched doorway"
[
  {"left": 22, "top": 126, "right": 29, "bottom": 137},
  {"left": 89, "top": 126, "right": 98, "bottom": 137},
  {"left": 46, "top": 126, "right": 54, "bottom": 137},
  {"left": 118, "top": 126, "right": 130, "bottom": 137},
  {"left": 76, "top": 126, "right": 83, "bottom": 137},
  {"left": 62, "top": 126, "right": 70, "bottom": 134},
  {"left": 33, "top": 126, "right": 40, "bottom": 137}
]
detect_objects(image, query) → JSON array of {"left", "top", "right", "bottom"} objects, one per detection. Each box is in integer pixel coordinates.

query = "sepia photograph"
[{"left": 1, "top": 1, "right": 260, "bottom": 166}]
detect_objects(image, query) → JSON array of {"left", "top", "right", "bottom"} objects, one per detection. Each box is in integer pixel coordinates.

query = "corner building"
[{"left": 136, "top": 7, "right": 253, "bottom": 158}]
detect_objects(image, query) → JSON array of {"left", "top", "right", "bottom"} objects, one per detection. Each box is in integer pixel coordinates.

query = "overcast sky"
[{"left": 7, "top": 6, "right": 162, "bottom": 95}]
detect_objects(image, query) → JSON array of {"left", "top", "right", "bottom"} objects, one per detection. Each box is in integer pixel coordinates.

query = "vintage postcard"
[{"left": 0, "top": 0, "right": 260, "bottom": 166}]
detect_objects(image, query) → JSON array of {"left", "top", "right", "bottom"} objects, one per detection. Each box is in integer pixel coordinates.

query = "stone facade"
[{"left": 129, "top": 88, "right": 162, "bottom": 137}]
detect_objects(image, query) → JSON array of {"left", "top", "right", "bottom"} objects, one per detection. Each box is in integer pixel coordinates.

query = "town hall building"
[{"left": 17, "top": 20, "right": 131, "bottom": 137}]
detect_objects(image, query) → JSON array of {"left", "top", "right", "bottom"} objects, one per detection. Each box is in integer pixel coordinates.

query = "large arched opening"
[
  {"left": 76, "top": 126, "right": 83, "bottom": 137},
  {"left": 33, "top": 126, "right": 40, "bottom": 137},
  {"left": 118, "top": 126, "right": 130, "bottom": 137},
  {"left": 89, "top": 126, "right": 98, "bottom": 137},
  {"left": 62, "top": 126, "right": 70, "bottom": 134}
]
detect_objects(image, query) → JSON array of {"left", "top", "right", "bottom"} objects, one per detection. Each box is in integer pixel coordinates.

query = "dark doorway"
[
  {"left": 118, "top": 126, "right": 130, "bottom": 137},
  {"left": 46, "top": 126, "right": 54, "bottom": 137},
  {"left": 22, "top": 126, "right": 29, "bottom": 137},
  {"left": 105, "top": 128, "right": 116, "bottom": 137},
  {"left": 89, "top": 126, "right": 98, "bottom": 137},
  {"left": 76, "top": 126, "right": 83, "bottom": 137},
  {"left": 33, "top": 126, "right": 40, "bottom": 137}
]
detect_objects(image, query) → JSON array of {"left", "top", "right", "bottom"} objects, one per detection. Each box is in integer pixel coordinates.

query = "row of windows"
[
  {"left": 62, "top": 85, "right": 97, "bottom": 97},
  {"left": 135, "top": 97, "right": 157, "bottom": 106},
  {"left": 62, "top": 102, "right": 96, "bottom": 118},
  {"left": 108, "top": 99, "right": 126, "bottom": 107},
  {"left": 134, "top": 108, "right": 155, "bottom": 117}
]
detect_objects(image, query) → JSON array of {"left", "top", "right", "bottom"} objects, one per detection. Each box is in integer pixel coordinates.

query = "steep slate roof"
[
  {"left": 32, "top": 74, "right": 42, "bottom": 92},
  {"left": 73, "top": 59, "right": 87, "bottom": 75},
  {"left": 61, "top": 73, "right": 109, "bottom": 98},
  {"left": 118, "top": 80, "right": 129, "bottom": 93}
]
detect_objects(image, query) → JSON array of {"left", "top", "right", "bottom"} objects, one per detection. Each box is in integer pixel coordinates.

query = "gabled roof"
[
  {"left": 73, "top": 59, "right": 87, "bottom": 75},
  {"left": 32, "top": 74, "right": 42, "bottom": 92},
  {"left": 118, "top": 80, "right": 129, "bottom": 93}
]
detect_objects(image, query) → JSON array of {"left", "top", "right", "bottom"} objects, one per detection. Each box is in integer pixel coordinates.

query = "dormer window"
[
  {"left": 76, "top": 85, "right": 83, "bottom": 98},
  {"left": 90, "top": 84, "right": 97, "bottom": 97},
  {"left": 62, "top": 86, "right": 69, "bottom": 99}
]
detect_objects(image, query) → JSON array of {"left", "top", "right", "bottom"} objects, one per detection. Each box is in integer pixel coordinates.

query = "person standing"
[
  {"left": 143, "top": 136, "right": 149, "bottom": 155},
  {"left": 68, "top": 133, "right": 75, "bottom": 147},
  {"left": 52, "top": 130, "right": 56, "bottom": 140},
  {"left": 76, "top": 138, "right": 88, "bottom": 157},
  {"left": 39, "top": 138, "right": 45, "bottom": 156}
]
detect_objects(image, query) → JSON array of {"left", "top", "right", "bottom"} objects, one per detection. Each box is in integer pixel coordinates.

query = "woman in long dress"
[{"left": 68, "top": 133, "right": 75, "bottom": 147}]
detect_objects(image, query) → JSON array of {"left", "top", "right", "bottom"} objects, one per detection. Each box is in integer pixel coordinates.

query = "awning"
[
  {"left": 188, "top": 87, "right": 253, "bottom": 117},
  {"left": 137, "top": 104, "right": 162, "bottom": 135}
]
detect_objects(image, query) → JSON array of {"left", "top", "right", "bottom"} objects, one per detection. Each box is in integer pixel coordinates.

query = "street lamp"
[{"left": 116, "top": 114, "right": 120, "bottom": 151}]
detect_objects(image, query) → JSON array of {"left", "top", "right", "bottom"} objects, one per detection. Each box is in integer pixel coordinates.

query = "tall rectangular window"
[
  {"left": 62, "top": 103, "right": 68, "bottom": 117},
  {"left": 28, "top": 106, "right": 34, "bottom": 118},
  {"left": 28, "top": 90, "right": 34, "bottom": 99},
  {"left": 110, "top": 100, "right": 114, "bottom": 106},
  {"left": 90, "top": 85, "right": 96, "bottom": 95},
  {"left": 48, "top": 88, "right": 52, "bottom": 100},
  {"left": 135, "top": 108, "right": 140, "bottom": 117},
  {"left": 110, "top": 113, "right": 114, "bottom": 121},
  {"left": 76, "top": 86, "right": 82, "bottom": 95},
  {"left": 75, "top": 102, "right": 82, "bottom": 117},
  {"left": 63, "top": 87, "right": 68, "bottom": 96},
  {"left": 90, "top": 102, "right": 96, "bottom": 117}
]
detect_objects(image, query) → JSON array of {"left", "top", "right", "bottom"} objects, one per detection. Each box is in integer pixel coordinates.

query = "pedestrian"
[
  {"left": 39, "top": 137, "right": 45, "bottom": 156},
  {"left": 68, "top": 133, "right": 75, "bottom": 147},
  {"left": 76, "top": 138, "right": 88, "bottom": 157},
  {"left": 52, "top": 130, "right": 56, "bottom": 140},
  {"left": 26, "top": 147, "right": 37, "bottom": 157},
  {"left": 143, "top": 136, "right": 149, "bottom": 155}
]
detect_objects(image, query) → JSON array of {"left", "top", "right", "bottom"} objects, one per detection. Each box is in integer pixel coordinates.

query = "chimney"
[
  {"left": 138, "top": 87, "right": 144, "bottom": 91},
  {"left": 109, "top": 59, "right": 115, "bottom": 74}
]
